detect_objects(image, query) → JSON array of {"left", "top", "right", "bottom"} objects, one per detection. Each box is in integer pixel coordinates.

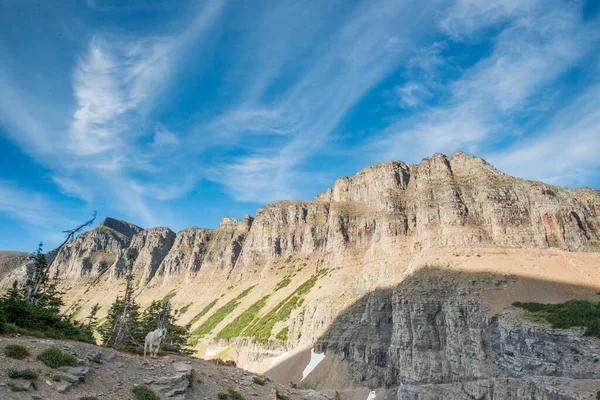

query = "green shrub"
[
  {"left": 186, "top": 373, "right": 194, "bottom": 387},
  {"left": 228, "top": 389, "right": 245, "bottom": 400},
  {"left": 132, "top": 385, "right": 160, "bottom": 400},
  {"left": 274, "top": 277, "right": 292, "bottom": 291},
  {"left": 276, "top": 391, "right": 289, "bottom": 400},
  {"left": 7, "top": 382, "right": 27, "bottom": 392},
  {"left": 0, "top": 295, "right": 94, "bottom": 342},
  {"left": 179, "top": 303, "right": 192, "bottom": 315},
  {"left": 275, "top": 327, "right": 289, "bottom": 342},
  {"left": 513, "top": 300, "right": 600, "bottom": 338},
  {"left": 216, "top": 295, "right": 270, "bottom": 340},
  {"left": 253, "top": 376, "right": 266, "bottom": 386},
  {"left": 189, "top": 299, "right": 218, "bottom": 326},
  {"left": 37, "top": 348, "right": 78, "bottom": 368},
  {"left": 244, "top": 270, "right": 327, "bottom": 343},
  {"left": 218, "top": 393, "right": 229, "bottom": 400},
  {"left": 596, "top": 390, "right": 599, "bottom": 400},
  {"left": 215, "top": 359, "right": 236, "bottom": 367},
  {"left": 0, "top": 302, "right": 6, "bottom": 334},
  {"left": 161, "top": 290, "right": 177, "bottom": 303},
  {"left": 193, "top": 286, "right": 255, "bottom": 337},
  {"left": 8, "top": 368, "right": 39, "bottom": 379},
  {"left": 79, "top": 397, "right": 100, "bottom": 400},
  {"left": 4, "top": 344, "right": 30, "bottom": 359}
]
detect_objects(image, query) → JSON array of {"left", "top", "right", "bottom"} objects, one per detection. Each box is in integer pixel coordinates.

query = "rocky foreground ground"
[{"left": 0, "top": 335, "right": 329, "bottom": 400}]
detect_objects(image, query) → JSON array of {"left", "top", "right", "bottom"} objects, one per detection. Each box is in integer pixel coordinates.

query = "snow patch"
[
  {"left": 270, "top": 351, "right": 290, "bottom": 365},
  {"left": 366, "top": 391, "right": 377, "bottom": 400},
  {"left": 300, "top": 349, "right": 326, "bottom": 381},
  {"left": 206, "top": 349, "right": 218, "bottom": 357}
]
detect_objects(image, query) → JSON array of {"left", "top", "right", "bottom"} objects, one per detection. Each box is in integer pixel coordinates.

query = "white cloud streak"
[
  {"left": 374, "top": 0, "right": 600, "bottom": 176},
  {"left": 0, "top": 181, "right": 81, "bottom": 244},
  {"left": 208, "top": 0, "right": 445, "bottom": 202},
  {"left": 440, "top": 0, "right": 539, "bottom": 39},
  {"left": 152, "top": 125, "right": 180, "bottom": 147},
  {"left": 0, "top": 1, "right": 224, "bottom": 229},
  {"left": 487, "top": 82, "right": 600, "bottom": 185},
  {"left": 70, "top": 0, "right": 224, "bottom": 158},
  {"left": 1, "top": 0, "right": 598, "bottom": 238},
  {"left": 394, "top": 83, "right": 432, "bottom": 108}
]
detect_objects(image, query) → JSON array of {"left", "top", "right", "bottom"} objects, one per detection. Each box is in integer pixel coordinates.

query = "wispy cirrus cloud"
[
  {"left": 51, "top": 176, "right": 94, "bottom": 203},
  {"left": 394, "top": 83, "right": 433, "bottom": 109},
  {"left": 372, "top": 0, "right": 600, "bottom": 174},
  {"left": 487, "top": 81, "right": 600, "bottom": 185},
  {"left": 440, "top": 0, "right": 538, "bottom": 39},
  {"left": 205, "top": 0, "right": 445, "bottom": 202},
  {"left": 0, "top": 181, "right": 59, "bottom": 228},
  {"left": 0, "top": 181, "right": 82, "bottom": 248},
  {"left": 70, "top": 0, "right": 224, "bottom": 159},
  {"left": 1, "top": 0, "right": 599, "bottom": 251},
  {"left": 152, "top": 125, "right": 180, "bottom": 148},
  {"left": 0, "top": 0, "right": 224, "bottom": 230}
]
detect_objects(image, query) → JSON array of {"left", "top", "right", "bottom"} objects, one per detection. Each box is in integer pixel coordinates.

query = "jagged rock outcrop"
[
  {"left": 201, "top": 215, "right": 253, "bottom": 274},
  {"left": 316, "top": 152, "right": 599, "bottom": 252},
  {"left": 0, "top": 251, "right": 31, "bottom": 282},
  {"left": 157, "top": 227, "right": 213, "bottom": 281},
  {"left": 315, "top": 269, "right": 600, "bottom": 392},
  {"left": 236, "top": 202, "right": 330, "bottom": 269},
  {"left": 98, "top": 217, "right": 143, "bottom": 238},
  {"left": 127, "top": 227, "right": 177, "bottom": 282},
  {"left": 395, "top": 377, "right": 598, "bottom": 400},
  {"left": 49, "top": 217, "right": 142, "bottom": 280},
  {"left": 15, "top": 152, "right": 597, "bottom": 286}
]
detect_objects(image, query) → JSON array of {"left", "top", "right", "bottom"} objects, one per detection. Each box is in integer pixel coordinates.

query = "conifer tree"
[
  {"left": 26, "top": 213, "right": 96, "bottom": 305},
  {"left": 22, "top": 243, "right": 65, "bottom": 313},
  {"left": 100, "top": 254, "right": 140, "bottom": 348},
  {"left": 0, "top": 301, "right": 6, "bottom": 334},
  {"left": 0, "top": 214, "right": 97, "bottom": 342},
  {"left": 85, "top": 303, "right": 100, "bottom": 334},
  {"left": 138, "top": 300, "right": 191, "bottom": 354},
  {"left": 99, "top": 297, "right": 123, "bottom": 345}
]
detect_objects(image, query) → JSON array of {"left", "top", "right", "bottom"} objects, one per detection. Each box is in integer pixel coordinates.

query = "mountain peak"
[{"left": 98, "top": 217, "right": 143, "bottom": 238}]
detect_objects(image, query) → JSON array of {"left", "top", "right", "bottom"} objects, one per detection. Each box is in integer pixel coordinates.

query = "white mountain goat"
[{"left": 144, "top": 328, "right": 167, "bottom": 358}]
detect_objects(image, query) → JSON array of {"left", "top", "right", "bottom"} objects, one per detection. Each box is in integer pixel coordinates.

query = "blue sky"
[{"left": 1, "top": 0, "right": 599, "bottom": 251}]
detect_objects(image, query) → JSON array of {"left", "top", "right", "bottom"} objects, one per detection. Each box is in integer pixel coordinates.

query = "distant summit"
[{"left": 98, "top": 217, "right": 143, "bottom": 238}]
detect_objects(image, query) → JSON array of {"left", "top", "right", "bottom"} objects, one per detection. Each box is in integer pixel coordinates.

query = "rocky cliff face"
[
  {"left": 50, "top": 217, "right": 142, "bottom": 280},
  {"left": 317, "top": 152, "right": 599, "bottom": 251},
  {"left": 2, "top": 152, "right": 600, "bottom": 399},
  {"left": 30, "top": 152, "right": 599, "bottom": 288},
  {"left": 315, "top": 269, "right": 600, "bottom": 390},
  {"left": 0, "top": 251, "right": 31, "bottom": 283}
]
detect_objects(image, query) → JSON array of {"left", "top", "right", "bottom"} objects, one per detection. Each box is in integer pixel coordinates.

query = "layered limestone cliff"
[
  {"left": 2, "top": 152, "right": 600, "bottom": 399},
  {"left": 315, "top": 269, "right": 600, "bottom": 387},
  {"left": 20, "top": 152, "right": 598, "bottom": 286},
  {"left": 0, "top": 251, "right": 31, "bottom": 283}
]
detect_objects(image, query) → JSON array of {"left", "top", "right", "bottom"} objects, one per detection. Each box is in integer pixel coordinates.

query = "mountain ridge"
[
  {"left": 1, "top": 151, "right": 600, "bottom": 399},
  {"left": 2, "top": 150, "right": 600, "bottom": 291}
]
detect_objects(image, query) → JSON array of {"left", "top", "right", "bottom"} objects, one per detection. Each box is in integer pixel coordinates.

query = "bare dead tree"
[
  {"left": 110, "top": 253, "right": 141, "bottom": 348},
  {"left": 26, "top": 212, "right": 97, "bottom": 305},
  {"left": 158, "top": 300, "right": 171, "bottom": 330}
]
